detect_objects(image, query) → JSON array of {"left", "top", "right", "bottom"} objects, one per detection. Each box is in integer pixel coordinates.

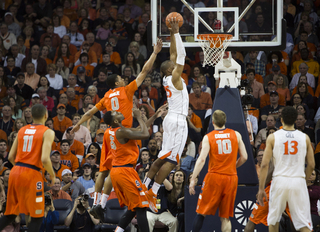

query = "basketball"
[{"left": 165, "top": 12, "right": 183, "bottom": 28}]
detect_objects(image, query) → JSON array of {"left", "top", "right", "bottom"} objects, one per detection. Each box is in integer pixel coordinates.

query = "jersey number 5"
[
  {"left": 216, "top": 139, "right": 232, "bottom": 154},
  {"left": 111, "top": 97, "right": 119, "bottom": 110},
  {"left": 283, "top": 141, "right": 298, "bottom": 155},
  {"left": 164, "top": 86, "right": 172, "bottom": 98},
  {"left": 23, "top": 135, "right": 33, "bottom": 152}
]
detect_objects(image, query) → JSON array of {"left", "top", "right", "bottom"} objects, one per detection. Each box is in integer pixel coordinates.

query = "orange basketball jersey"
[
  {"left": 95, "top": 80, "right": 137, "bottom": 128},
  {"left": 15, "top": 124, "right": 49, "bottom": 168},
  {"left": 206, "top": 128, "right": 239, "bottom": 175},
  {"left": 106, "top": 127, "right": 139, "bottom": 166},
  {"left": 99, "top": 128, "right": 114, "bottom": 171}
]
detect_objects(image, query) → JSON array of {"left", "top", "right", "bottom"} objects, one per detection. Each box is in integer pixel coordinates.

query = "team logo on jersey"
[
  {"left": 36, "top": 182, "right": 42, "bottom": 190},
  {"left": 234, "top": 200, "right": 255, "bottom": 226},
  {"left": 135, "top": 180, "right": 140, "bottom": 187}
]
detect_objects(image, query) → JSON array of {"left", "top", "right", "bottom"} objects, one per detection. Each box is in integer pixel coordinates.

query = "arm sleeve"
[{"left": 174, "top": 33, "right": 186, "bottom": 65}]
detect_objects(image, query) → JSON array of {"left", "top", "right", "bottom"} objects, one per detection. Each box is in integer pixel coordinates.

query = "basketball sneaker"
[
  {"left": 145, "top": 190, "right": 158, "bottom": 213},
  {"left": 90, "top": 204, "right": 105, "bottom": 222}
]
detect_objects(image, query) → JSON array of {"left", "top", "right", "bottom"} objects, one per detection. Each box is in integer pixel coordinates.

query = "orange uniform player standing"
[
  {"left": 103, "top": 109, "right": 152, "bottom": 232},
  {"left": 0, "top": 104, "right": 55, "bottom": 232},
  {"left": 189, "top": 110, "right": 248, "bottom": 232}
]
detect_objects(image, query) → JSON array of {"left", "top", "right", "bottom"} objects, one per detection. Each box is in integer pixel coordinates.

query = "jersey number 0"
[{"left": 111, "top": 97, "right": 119, "bottom": 110}]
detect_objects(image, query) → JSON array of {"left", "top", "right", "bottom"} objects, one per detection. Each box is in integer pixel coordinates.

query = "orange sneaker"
[{"left": 145, "top": 190, "right": 158, "bottom": 213}]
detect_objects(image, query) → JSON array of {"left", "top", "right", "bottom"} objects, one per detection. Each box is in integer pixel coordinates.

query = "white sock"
[
  {"left": 100, "top": 193, "right": 109, "bottom": 209},
  {"left": 143, "top": 177, "right": 151, "bottom": 188},
  {"left": 93, "top": 192, "right": 101, "bottom": 205},
  {"left": 115, "top": 226, "right": 124, "bottom": 232},
  {"left": 152, "top": 182, "right": 160, "bottom": 195}
]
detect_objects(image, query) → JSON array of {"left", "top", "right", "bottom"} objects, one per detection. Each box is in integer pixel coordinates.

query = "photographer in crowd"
[
  {"left": 64, "top": 194, "right": 99, "bottom": 230},
  {"left": 40, "top": 193, "right": 59, "bottom": 232}
]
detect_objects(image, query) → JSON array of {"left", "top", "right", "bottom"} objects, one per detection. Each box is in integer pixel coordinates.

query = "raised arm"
[
  {"left": 71, "top": 106, "right": 100, "bottom": 133},
  {"left": 169, "top": 18, "right": 185, "bottom": 90},
  {"left": 136, "top": 39, "right": 163, "bottom": 87},
  {"left": 117, "top": 109, "right": 150, "bottom": 140}
]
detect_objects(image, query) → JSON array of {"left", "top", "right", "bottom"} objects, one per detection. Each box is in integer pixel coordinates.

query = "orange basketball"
[{"left": 165, "top": 12, "right": 184, "bottom": 28}]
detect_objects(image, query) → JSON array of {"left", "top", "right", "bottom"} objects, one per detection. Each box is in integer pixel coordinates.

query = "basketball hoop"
[{"left": 197, "top": 34, "right": 233, "bottom": 67}]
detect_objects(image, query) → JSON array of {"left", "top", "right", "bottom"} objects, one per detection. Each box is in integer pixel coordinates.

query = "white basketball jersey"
[
  {"left": 163, "top": 75, "right": 189, "bottom": 116},
  {"left": 272, "top": 129, "right": 307, "bottom": 178}
]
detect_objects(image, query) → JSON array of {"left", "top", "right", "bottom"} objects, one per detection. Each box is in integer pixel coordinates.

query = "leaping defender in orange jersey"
[{"left": 71, "top": 39, "right": 163, "bottom": 218}]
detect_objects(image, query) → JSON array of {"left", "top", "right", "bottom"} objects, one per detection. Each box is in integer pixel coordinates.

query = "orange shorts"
[
  {"left": 249, "top": 184, "right": 271, "bottom": 226},
  {"left": 196, "top": 173, "right": 238, "bottom": 218},
  {"left": 5, "top": 166, "right": 44, "bottom": 218},
  {"left": 249, "top": 183, "right": 292, "bottom": 226},
  {"left": 99, "top": 145, "right": 113, "bottom": 172},
  {"left": 110, "top": 167, "right": 149, "bottom": 211}
]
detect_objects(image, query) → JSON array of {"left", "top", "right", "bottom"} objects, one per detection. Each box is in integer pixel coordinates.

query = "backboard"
[{"left": 148, "top": 0, "right": 286, "bottom": 51}]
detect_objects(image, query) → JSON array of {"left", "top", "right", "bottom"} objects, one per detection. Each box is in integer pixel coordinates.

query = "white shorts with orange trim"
[{"left": 158, "top": 113, "right": 188, "bottom": 165}]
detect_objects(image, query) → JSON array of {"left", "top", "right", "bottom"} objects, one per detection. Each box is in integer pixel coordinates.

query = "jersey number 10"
[
  {"left": 216, "top": 139, "right": 232, "bottom": 154},
  {"left": 23, "top": 135, "right": 34, "bottom": 152}
]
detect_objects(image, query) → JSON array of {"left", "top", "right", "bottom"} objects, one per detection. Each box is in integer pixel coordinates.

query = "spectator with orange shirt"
[
  {"left": 74, "top": 41, "right": 97, "bottom": 68},
  {"left": 86, "top": 33, "right": 102, "bottom": 59},
  {"left": 59, "top": 140, "right": 80, "bottom": 172},
  {"left": 48, "top": 177, "right": 72, "bottom": 201},
  {"left": 274, "top": 75, "right": 291, "bottom": 103},
  {"left": 72, "top": 53, "right": 95, "bottom": 77},
  {"left": 58, "top": 127, "right": 85, "bottom": 163},
  {"left": 55, "top": 6, "right": 71, "bottom": 29},
  {"left": 291, "top": 48, "right": 319, "bottom": 77},
  {"left": 53, "top": 42, "right": 74, "bottom": 69},
  {"left": 189, "top": 82, "right": 213, "bottom": 111},
  {"left": 241, "top": 62, "right": 264, "bottom": 84},
  {"left": 101, "top": 40, "right": 121, "bottom": 67},
  {"left": 265, "top": 51, "right": 287, "bottom": 76},
  {"left": 187, "top": 104, "right": 202, "bottom": 134},
  {"left": 292, "top": 31, "right": 317, "bottom": 56},
  {"left": 60, "top": 35, "right": 78, "bottom": 57},
  {"left": 51, "top": 150, "right": 70, "bottom": 181},
  {"left": 53, "top": 103, "right": 73, "bottom": 133},
  {"left": 260, "top": 81, "right": 286, "bottom": 108},
  {"left": 65, "top": 87, "right": 82, "bottom": 110}
]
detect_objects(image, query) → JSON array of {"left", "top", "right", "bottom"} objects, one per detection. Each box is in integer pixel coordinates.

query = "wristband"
[{"left": 71, "top": 180, "right": 74, "bottom": 184}]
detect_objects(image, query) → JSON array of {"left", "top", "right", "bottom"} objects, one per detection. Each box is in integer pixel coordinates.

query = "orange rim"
[
  {"left": 197, "top": 34, "right": 233, "bottom": 41},
  {"left": 197, "top": 34, "right": 233, "bottom": 48}
]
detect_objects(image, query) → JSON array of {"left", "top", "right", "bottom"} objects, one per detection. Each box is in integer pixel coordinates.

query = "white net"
[{"left": 197, "top": 34, "right": 232, "bottom": 67}]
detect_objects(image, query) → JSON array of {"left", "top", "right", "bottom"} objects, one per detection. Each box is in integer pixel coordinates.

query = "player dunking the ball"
[
  {"left": 0, "top": 104, "right": 56, "bottom": 232},
  {"left": 257, "top": 106, "right": 315, "bottom": 232},
  {"left": 143, "top": 17, "right": 189, "bottom": 209},
  {"left": 104, "top": 109, "right": 151, "bottom": 232},
  {"left": 72, "top": 39, "right": 163, "bottom": 217},
  {"left": 189, "top": 110, "right": 248, "bottom": 232}
]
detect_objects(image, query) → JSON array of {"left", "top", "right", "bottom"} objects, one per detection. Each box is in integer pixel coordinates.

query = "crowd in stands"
[{"left": 1, "top": 0, "right": 320, "bottom": 231}]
